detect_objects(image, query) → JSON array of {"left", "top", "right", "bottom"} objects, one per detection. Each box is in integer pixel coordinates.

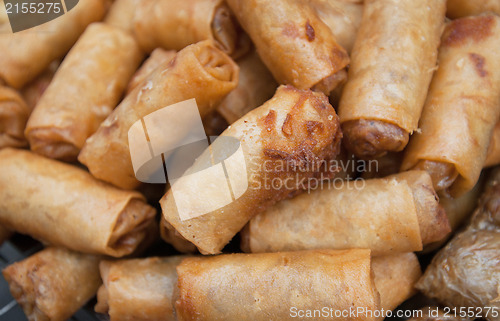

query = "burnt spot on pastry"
[
  {"left": 469, "top": 53, "right": 488, "bottom": 78},
  {"left": 305, "top": 21, "right": 315, "bottom": 41},
  {"left": 442, "top": 15, "right": 495, "bottom": 47}
]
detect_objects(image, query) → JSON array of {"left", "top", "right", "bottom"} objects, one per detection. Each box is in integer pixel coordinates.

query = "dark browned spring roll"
[
  {"left": 133, "top": 0, "right": 249, "bottom": 57},
  {"left": 339, "top": 0, "right": 446, "bottom": 158},
  {"left": 226, "top": 0, "right": 350, "bottom": 95},
  {"left": 0, "top": 0, "right": 109, "bottom": 89},
  {"left": 242, "top": 170, "right": 449, "bottom": 255},
  {"left": 0, "top": 85, "right": 29, "bottom": 148},
  {"left": 95, "top": 256, "right": 185, "bottom": 321},
  {"left": 25, "top": 23, "right": 144, "bottom": 162},
  {"left": 78, "top": 40, "right": 239, "bottom": 189},
  {"left": 0, "top": 148, "right": 156, "bottom": 257},
  {"left": 401, "top": 14, "right": 500, "bottom": 196},
  {"left": 2, "top": 247, "right": 101, "bottom": 321}
]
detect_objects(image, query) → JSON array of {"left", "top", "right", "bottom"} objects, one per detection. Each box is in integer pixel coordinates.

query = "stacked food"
[{"left": 0, "top": 0, "right": 498, "bottom": 320}]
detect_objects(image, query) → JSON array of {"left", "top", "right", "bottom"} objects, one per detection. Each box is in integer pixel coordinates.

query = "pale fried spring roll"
[
  {"left": 161, "top": 85, "right": 342, "bottom": 255},
  {"left": 105, "top": 0, "right": 141, "bottom": 32},
  {"left": 0, "top": 148, "right": 156, "bottom": 257},
  {"left": 175, "top": 249, "right": 380, "bottom": 321},
  {"left": 95, "top": 256, "right": 185, "bottom": 321},
  {"left": 372, "top": 253, "right": 422, "bottom": 314},
  {"left": 25, "top": 23, "right": 143, "bottom": 162},
  {"left": 0, "top": 0, "right": 109, "bottom": 89},
  {"left": 308, "top": 0, "right": 363, "bottom": 54},
  {"left": 485, "top": 121, "right": 500, "bottom": 167},
  {"left": 401, "top": 14, "right": 500, "bottom": 197},
  {"left": 339, "top": 0, "right": 446, "bottom": 158},
  {"left": 242, "top": 170, "right": 449, "bottom": 255},
  {"left": 216, "top": 49, "right": 278, "bottom": 124},
  {"left": 79, "top": 40, "right": 239, "bottom": 189},
  {"left": 0, "top": 85, "right": 29, "bottom": 148},
  {"left": 227, "top": 0, "right": 349, "bottom": 95},
  {"left": 2, "top": 247, "right": 101, "bottom": 321},
  {"left": 447, "top": 0, "right": 500, "bottom": 19},
  {"left": 133, "top": 0, "right": 249, "bottom": 57},
  {"left": 127, "top": 48, "right": 176, "bottom": 94}
]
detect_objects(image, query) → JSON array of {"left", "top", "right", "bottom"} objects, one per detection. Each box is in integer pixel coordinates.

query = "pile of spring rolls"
[{"left": 0, "top": 0, "right": 499, "bottom": 320}]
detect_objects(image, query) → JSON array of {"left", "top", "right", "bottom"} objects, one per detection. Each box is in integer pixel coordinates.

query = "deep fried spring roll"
[
  {"left": 0, "top": 225, "right": 12, "bottom": 245},
  {"left": 0, "top": 0, "right": 109, "bottom": 89},
  {"left": 308, "top": 0, "right": 363, "bottom": 54},
  {"left": 242, "top": 170, "right": 449, "bottom": 255},
  {"left": 2, "top": 247, "right": 101, "bottom": 321},
  {"left": 25, "top": 23, "right": 143, "bottom": 162},
  {"left": 161, "top": 85, "right": 342, "bottom": 254},
  {"left": 438, "top": 181, "right": 481, "bottom": 231},
  {"left": 485, "top": 121, "right": 500, "bottom": 167},
  {"left": 21, "top": 60, "right": 59, "bottom": 111},
  {"left": 227, "top": 0, "right": 349, "bottom": 95},
  {"left": 105, "top": 0, "right": 141, "bottom": 33},
  {"left": 0, "top": 148, "right": 156, "bottom": 257},
  {"left": 339, "top": 0, "right": 446, "bottom": 158},
  {"left": 372, "top": 253, "right": 422, "bottom": 314},
  {"left": 175, "top": 249, "right": 380, "bottom": 321},
  {"left": 79, "top": 41, "right": 238, "bottom": 189},
  {"left": 95, "top": 256, "right": 184, "bottom": 321},
  {"left": 447, "top": 0, "right": 500, "bottom": 19},
  {"left": 0, "top": 86, "right": 29, "bottom": 148},
  {"left": 401, "top": 15, "right": 500, "bottom": 197},
  {"left": 216, "top": 49, "right": 278, "bottom": 124},
  {"left": 127, "top": 48, "right": 176, "bottom": 94},
  {"left": 133, "top": 0, "right": 249, "bottom": 57}
]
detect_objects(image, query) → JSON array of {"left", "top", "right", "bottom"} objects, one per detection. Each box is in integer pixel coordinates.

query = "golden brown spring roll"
[
  {"left": 127, "top": 48, "right": 176, "bottom": 94},
  {"left": 105, "top": 0, "right": 141, "bottom": 32},
  {"left": 0, "top": 0, "right": 109, "bottom": 89},
  {"left": 242, "top": 170, "right": 449, "bottom": 255},
  {"left": 175, "top": 249, "right": 380, "bottom": 321},
  {"left": 2, "top": 247, "right": 101, "bottom": 321},
  {"left": 401, "top": 14, "right": 500, "bottom": 197},
  {"left": 21, "top": 60, "right": 59, "bottom": 112},
  {"left": 216, "top": 49, "right": 278, "bottom": 124},
  {"left": 133, "top": 0, "right": 249, "bottom": 57},
  {"left": 227, "top": 0, "right": 349, "bottom": 95},
  {"left": 339, "top": 0, "right": 446, "bottom": 158},
  {"left": 0, "top": 85, "right": 29, "bottom": 148},
  {"left": 25, "top": 23, "right": 143, "bottom": 162},
  {"left": 308, "top": 0, "right": 363, "bottom": 54},
  {"left": 372, "top": 253, "right": 422, "bottom": 314},
  {"left": 161, "top": 85, "right": 342, "bottom": 255},
  {"left": 0, "top": 148, "right": 156, "bottom": 257},
  {"left": 79, "top": 40, "right": 239, "bottom": 189},
  {"left": 95, "top": 256, "right": 185, "bottom": 321},
  {"left": 447, "top": 0, "right": 500, "bottom": 19},
  {"left": 485, "top": 121, "right": 500, "bottom": 167}
]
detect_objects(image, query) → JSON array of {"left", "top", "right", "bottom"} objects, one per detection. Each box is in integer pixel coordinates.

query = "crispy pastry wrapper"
[
  {"left": 127, "top": 48, "right": 177, "bottom": 94},
  {"left": 133, "top": 0, "right": 249, "bottom": 57},
  {"left": 447, "top": 0, "right": 500, "bottom": 19},
  {"left": 308, "top": 0, "right": 363, "bottom": 54},
  {"left": 95, "top": 256, "right": 185, "bottom": 321},
  {"left": 175, "top": 249, "right": 380, "bottom": 321},
  {"left": 372, "top": 253, "right": 422, "bottom": 314},
  {"left": 401, "top": 14, "right": 500, "bottom": 197},
  {"left": 21, "top": 60, "right": 59, "bottom": 112},
  {"left": 79, "top": 40, "right": 239, "bottom": 189},
  {"left": 0, "top": 85, "right": 29, "bottom": 148},
  {"left": 25, "top": 23, "right": 144, "bottom": 161},
  {"left": 339, "top": 0, "right": 446, "bottom": 158},
  {"left": 104, "top": 0, "right": 141, "bottom": 33},
  {"left": 242, "top": 170, "right": 448, "bottom": 255},
  {"left": 226, "top": 0, "right": 349, "bottom": 95},
  {"left": 161, "top": 85, "right": 342, "bottom": 254},
  {"left": 485, "top": 121, "right": 500, "bottom": 167},
  {"left": 0, "top": 148, "right": 156, "bottom": 257},
  {"left": 0, "top": 0, "right": 109, "bottom": 89},
  {"left": 216, "top": 49, "right": 278, "bottom": 124},
  {"left": 2, "top": 247, "right": 101, "bottom": 321},
  {"left": 438, "top": 180, "right": 482, "bottom": 231}
]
